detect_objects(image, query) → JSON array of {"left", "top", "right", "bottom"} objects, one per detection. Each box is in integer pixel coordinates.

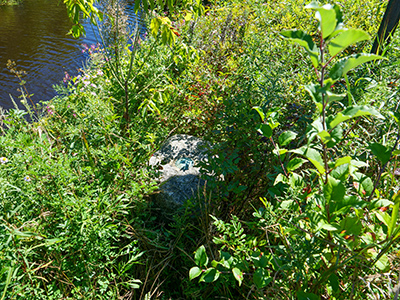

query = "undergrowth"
[{"left": 1, "top": 0, "right": 399, "bottom": 299}]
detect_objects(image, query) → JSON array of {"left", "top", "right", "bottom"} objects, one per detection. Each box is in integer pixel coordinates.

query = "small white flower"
[
  {"left": 0, "top": 157, "right": 8, "bottom": 164},
  {"left": 24, "top": 176, "right": 31, "bottom": 182}
]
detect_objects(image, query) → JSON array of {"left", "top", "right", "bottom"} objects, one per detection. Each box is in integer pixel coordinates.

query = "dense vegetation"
[{"left": 1, "top": 0, "right": 400, "bottom": 299}]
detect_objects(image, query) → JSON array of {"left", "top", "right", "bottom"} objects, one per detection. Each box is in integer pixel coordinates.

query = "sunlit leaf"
[
  {"left": 279, "top": 131, "right": 297, "bottom": 146},
  {"left": 330, "top": 105, "right": 384, "bottom": 128},
  {"left": 194, "top": 245, "right": 208, "bottom": 267},
  {"left": 287, "top": 157, "right": 306, "bottom": 172},
  {"left": 280, "top": 30, "right": 319, "bottom": 67},
  {"left": 329, "top": 54, "right": 384, "bottom": 81},
  {"left": 189, "top": 267, "right": 202, "bottom": 280},
  {"left": 199, "top": 268, "right": 219, "bottom": 282},
  {"left": 329, "top": 29, "right": 370, "bottom": 57},
  {"left": 232, "top": 268, "right": 243, "bottom": 286}
]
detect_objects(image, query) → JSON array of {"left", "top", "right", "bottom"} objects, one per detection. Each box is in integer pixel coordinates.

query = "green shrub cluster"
[{"left": 2, "top": 0, "right": 400, "bottom": 299}]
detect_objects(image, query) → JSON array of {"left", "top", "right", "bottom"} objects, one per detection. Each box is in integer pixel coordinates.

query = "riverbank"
[
  {"left": 1, "top": 0, "right": 400, "bottom": 299},
  {"left": 0, "top": 0, "right": 21, "bottom": 5}
]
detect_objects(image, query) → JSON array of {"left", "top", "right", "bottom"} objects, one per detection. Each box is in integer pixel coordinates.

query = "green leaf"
[
  {"left": 328, "top": 29, "right": 370, "bottom": 57},
  {"left": 258, "top": 124, "right": 272, "bottom": 138},
  {"left": 305, "top": 148, "right": 325, "bottom": 174},
  {"left": 370, "top": 199, "right": 393, "bottom": 209},
  {"left": 330, "top": 105, "right": 384, "bottom": 129},
  {"left": 194, "top": 245, "right": 208, "bottom": 267},
  {"left": 306, "top": 2, "right": 337, "bottom": 38},
  {"left": 220, "top": 251, "right": 234, "bottom": 269},
  {"left": 376, "top": 210, "right": 391, "bottom": 227},
  {"left": 279, "top": 131, "right": 297, "bottom": 146},
  {"left": 369, "top": 143, "right": 392, "bottom": 165},
  {"left": 280, "top": 30, "right": 319, "bottom": 67},
  {"left": 317, "top": 130, "right": 332, "bottom": 144},
  {"left": 297, "top": 290, "right": 320, "bottom": 300},
  {"left": 326, "top": 91, "right": 346, "bottom": 104},
  {"left": 334, "top": 156, "right": 351, "bottom": 168},
  {"left": 189, "top": 267, "right": 202, "bottom": 281},
  {"left": 253, "top": 106, "right": 265, "bottom": 121},
  {"left": 329, "top": 54, "right": 384, "bottom": 81},
  {"left": 150, "top": 17, "right": 162, "bottom": 38},
  {"left": 321, "top": 223, "right": 341, "bottom": 231},
  {"left": 375, "top": 254, "right": 390, "bottom": 272},
  {"left": 199, "top": 268, "right": 220, "bottom": 283},
  {"left": 388, "top": 191, "right": 400, "bottom": 238},
  {"left": 331, "top": 163, "right": 349, "bottom": 182},
  {"left": 287, "top": 158, "right": 306, "bottom": 172},
  {"left": 329, "top": 273, "right": 340, "bottom": 292},
  {"left": 324, "top": 176, "right": 345, "bottom": 203},
  {"left": 253, "top": 268, "right": 272, "bottom": 289},
  {"left": 340, "top": 216, "right": 362, "bottom": 235},
  {"left": 232, "top": 268, "right": 243, "bottom": 286}
]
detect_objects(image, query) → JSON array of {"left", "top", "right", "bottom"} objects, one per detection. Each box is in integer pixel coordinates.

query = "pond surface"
[{"left": 0, "top": 0, "right": 142, "bottom": 110}]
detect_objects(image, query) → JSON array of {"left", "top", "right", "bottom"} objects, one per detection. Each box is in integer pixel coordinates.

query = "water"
[{"left": 0, "top": 0, "right": 142, "bottom": 110}]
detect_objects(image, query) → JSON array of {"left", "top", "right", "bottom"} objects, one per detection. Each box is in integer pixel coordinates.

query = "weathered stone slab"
[{"left": 149, "top": 134, "right": 209, "bottom": 208}]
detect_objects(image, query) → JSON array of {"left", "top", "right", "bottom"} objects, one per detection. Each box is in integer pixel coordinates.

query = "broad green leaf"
[
  {"left": 297, "top": 290, "right": 320, "bottom": 300},
  {"left": 375, "top": 254, "right": 390, "bottom": 272},
  {"left": 199, "top": 268, "right": 219, "bottom": 283},
  {"left": 304, "top": 84, "right": 325, "bottom": 112},
  {"left": 321, "top": 223, "right": 341, "bottom": 231},
  {"left": 329, "top": 54, "right": 384, "bottom": 81},
  {"left": 287, "top": 158, "right": 306, "bottom": 172},
  {"left": 194, "top": 245, "right": 208, "bottom": 267},
  {"left": 326, "top": 91, "right": 346, "bottom": 103},
  {"left": 253, "top": 268, "right": 272, "bottom": 289},
  {"left": 280, "top": 30, "right": 319, "bottom": 67},
  {"left": 329, "top": 273, "right": 339, "bottom": 292},
  {"left": 369, "top": 143, "right": 392, "bottom": 165},
  {"left": 327, "top": 124, "right": 343, "bottom": 148},
  {"left": 232, "top": 267, "right": 243, "bottom": 286},
  {"left": 324, "top": 176, "right": 345, "bottom": 203},
  {"left": 220, "top": 251, "right": 234, "bottom": 269},
  {"left": 331, "top": 163, "right": 349, "bottom": 182},
  {"left": 317, "top": 130, "right": 332, "bottom": 144},
  {"left": 376, "top": 210, "right": 391, "bottom": 227},
  {"left": 328, "top": 29, "right": 370, "bottom": 57},
  {"left": 350, "top": 159, "right": 368, "bottom": 168},
  {"left": 370, "top": 199, "right": 393, "bottom": 209},
  {"left": 250, "top": 252, "right": 269, "bottom": 268},
  {"left": 333, "top": 195, "right": 365, "bottom": 215},
  {"left": 352, "top": 172, "right": 373, "bottom": 196},
  {"left": 150, "top": 17, "right": 162, "bottom": 38},
  {"left": 340, "top": 216, "right": 362, "bottom": 235},
  {"left": 253, "top": 106, "right": 265, "bottom": 121},
  {"left": 361, "top": 176, "right": 374, "bottom": 196},
  {"left": 388, "top": 191, "right": 400, "bottom": 238},
  {"left": 189, "top": 267, "right": 202, "bottom": 280},
  {"left": 258, "top": 124, "right": 272, "bottom": 138},
  {"left": 280, "top": 30, "right": 316, "bottom": 53},
  {"left": 306, "top": 119, "right": 324, "bottom": 144},
  {"left": 305, "top": 148, "right": 325, "bottom": 174},
  {"left": 330, "top": 105, "right": 384, "bottom": 129},
  {"left": 306, "top": 2, "right": 337, "bottom": 38},
  {"left": 334, "top": 156, "right": 351, "bottom": 168},
  {"left": 279, "top": 131, "right": 297, "bottom": 146}
]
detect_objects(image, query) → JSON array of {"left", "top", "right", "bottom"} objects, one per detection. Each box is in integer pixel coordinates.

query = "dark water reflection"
[{"left": 0, "top": 0, "right": 131, "bottom": 110}]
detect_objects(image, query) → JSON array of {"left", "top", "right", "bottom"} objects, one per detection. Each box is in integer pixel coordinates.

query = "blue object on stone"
[{"left": 175, "top": 157, "right": 194, "bottom": 171}]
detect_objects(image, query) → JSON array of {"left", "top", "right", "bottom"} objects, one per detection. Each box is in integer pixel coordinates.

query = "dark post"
[{"left": 371, "top": 0, "right": 400, "bottom": 54}]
